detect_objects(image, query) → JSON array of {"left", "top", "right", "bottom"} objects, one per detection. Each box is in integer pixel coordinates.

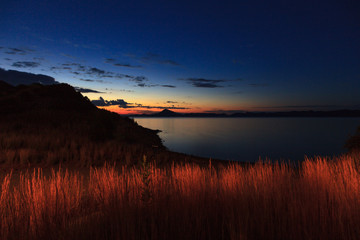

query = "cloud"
[
  {"left": 0, "top": 68, "right": 58, "bottom": 86},
  {"left": 12, "top": 61, "right": 40, "bottom": 68},
  {"left": 4, "top": 48, "right": 30, "bottom": 55},
  {"left": 79, "top": 78, "right": 111, "bottom": 84},
  {"left": 91, "top": 97, "right": 133, "bottom": 108},
  {"left": 161, "top": 84, "right": 176, "bottom": 88},
  {"left": 130, "top": 76, "right": 147, "bottom": 84},
  {"left": 88, "top": 67, "right": 105, "bottom": 75},
  {"left": 105, "top": 58, "right": 141, "bottom": 68},
  {"left": 140, "top": 52, "right": 181, "bottom": 66},
  {"left": 74, "top": 87, "right": 103, "bottom": 93},
  {"left": 113, "top": 63, "right": 141, "bottom": 68},
  {"left": 128, "top": 76, "right": 157, "bottom": 87},
  {"left": 91, "top": 97, "right": 107, "bottom": 106},
  {"left": 92, "top": 96, "right": 190, "bottom": 110},
  {"left": 133, "top": 104, "right": 189, "bottom": 110},
  {"left": 79, "top": 78, "right": 94, "bottom": 82},
  {"left": 118, "top": 89, "right": 134, "bottom": 92},
  {"left": 181, "top": 78, "right": 227, "bottom": 88},
  {"left": 105, "top": 58, "right": 116, "bottom": 63},
  {"left": 166, "top": 101, "right": 178, "bottom": 104},
  {"left": 55, "top": 63, "right": 118, "bottom": 79},
  {"left": 126, "top": 52, "right": 180, "bottom": 66}
]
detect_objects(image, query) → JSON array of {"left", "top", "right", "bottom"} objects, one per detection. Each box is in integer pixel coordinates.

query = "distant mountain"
[{"left": 153, "top": 109, "right": 181, "bottom": 117}]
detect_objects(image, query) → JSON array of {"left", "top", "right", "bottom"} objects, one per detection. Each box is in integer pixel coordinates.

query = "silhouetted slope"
[{"left": 0, "top": 80, "right": 164, "bottom": 167}]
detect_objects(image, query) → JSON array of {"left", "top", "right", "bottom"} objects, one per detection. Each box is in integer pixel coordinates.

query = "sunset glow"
[{"left": 1, "top": 1, "right": 359, "bottom": 113}]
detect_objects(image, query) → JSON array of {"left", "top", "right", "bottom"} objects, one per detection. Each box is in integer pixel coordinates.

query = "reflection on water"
[{"left": 135, "top": 117, "right": 360, "bottom": 162}]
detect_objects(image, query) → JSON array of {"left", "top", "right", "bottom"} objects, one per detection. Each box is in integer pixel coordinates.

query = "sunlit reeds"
[{"left": 1, "top": 155, "right": 360, "bottom": 239}]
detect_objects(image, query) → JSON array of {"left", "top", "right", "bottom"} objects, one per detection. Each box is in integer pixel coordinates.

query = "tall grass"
[{"left": 1, "top": 155, "right": 360, "bottom": 239}]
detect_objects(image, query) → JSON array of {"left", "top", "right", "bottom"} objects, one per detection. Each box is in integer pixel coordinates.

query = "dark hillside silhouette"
[{"left": 0, "top": 78, "right": 165, "bottom": 167}]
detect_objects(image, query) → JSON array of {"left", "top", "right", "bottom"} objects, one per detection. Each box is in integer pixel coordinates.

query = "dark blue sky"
[{"left": 1, "top": 0, "right": 359, "bottom": 114}]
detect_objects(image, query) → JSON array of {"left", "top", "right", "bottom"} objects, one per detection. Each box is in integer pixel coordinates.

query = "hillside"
[{"left": 0, "top": 80, "right": 165, "bottom": 167}]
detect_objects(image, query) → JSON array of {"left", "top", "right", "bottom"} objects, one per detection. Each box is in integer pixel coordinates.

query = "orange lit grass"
[{"left": 1, "top": 155, "right": 360, "bottom": 239}]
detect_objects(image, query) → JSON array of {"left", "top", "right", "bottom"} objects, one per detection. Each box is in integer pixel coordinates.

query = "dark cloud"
[
  {"left": 128, "top": 76, "right": 157, "bottom": 87},
  {"left": 0, "top": 68, "right": 58, "bottom": 86},
  {"left": 181, "top": 78, "right": 227, "bottom": 88},
  {"left": 88, "top": 67, "right": 105, "bottom": 75},
  {"left": 52, "top": 62, "right": 143, "bottom": 83},
  {"left": 91, "top": 97, "right": 107, "bottom": 106},
  {"left": 4, "top": 58, "right": 12, "bottom": 61},
  {"left": 125, "top": 52, "right": 180, "bottom": 66},
  {"left": 12, "top": 61, "right": 40, "bottom": 68},
  {"left": 92, "top": 96, "right": 189, "bottom": 110},
  {"left": 140, "top": 52, "right": 181, "bottom": 66},
  {"left": 56, "top": 63, "right": 117, "bottom": 79},
  {"left": 166, "top": 101, "right": 178, "bottom": 103},
  {"left": 133, "top": 104, "right": 189, "bottom": 110},
  {"left": 113, "top": 63, "right": 141, "bottom": 68},
  {"left": 79, "top": 79, "right": 95, "bottom": 82},
  {"left": 74, "top": 87, "right": 103, "bottom": 93},
  {"left": 79, "top": 78, "right": 111, "bottom": 84},
  {"left": 161, "top": 84, "right": 176, "bottom": 88},
  {"left": 62, "top": 63, "right": 86, "bottom": 72},
  {"left": 4, "top": 48, "right": 29, "bottom": 55},
  {"left": 130, "top": 76, "right": 147, "bottom": 84},
  {"left": 85, "top": 67, "right": 113, "bottom": 78},
  {"left": 105, "top": 58, "right": 141, "bottom": 68},
  {"left": 105, "top": 58, "right": 116, "bottom": 63},
  {"left": 91, "top": 97, "right": 133, "bottom": 108}
]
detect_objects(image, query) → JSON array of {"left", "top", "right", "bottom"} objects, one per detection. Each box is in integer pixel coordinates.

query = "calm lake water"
[{"left": 135, "top": 117, "right": 360, "bottom": 162}]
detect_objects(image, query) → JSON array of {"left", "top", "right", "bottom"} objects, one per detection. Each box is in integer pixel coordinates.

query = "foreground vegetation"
[{"left": 1, "top": 154, "right": 360, "bottom": 240}]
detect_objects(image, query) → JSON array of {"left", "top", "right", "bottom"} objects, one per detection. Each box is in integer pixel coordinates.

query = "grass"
[{"left": 1, "top": 154, "right": 360, "bottom": 240}]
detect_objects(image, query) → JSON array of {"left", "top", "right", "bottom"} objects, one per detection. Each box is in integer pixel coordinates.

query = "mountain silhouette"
[
  {"left": 0, "top": 76, "right": 165, "bottom": 167},
  {"left": 153, "top": 109, "right": 180, "bottom": 117}
]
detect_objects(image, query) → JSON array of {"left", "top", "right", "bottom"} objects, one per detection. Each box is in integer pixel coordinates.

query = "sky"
[{"left": 1, "top": 0, "right": 359, "bottom": 114}]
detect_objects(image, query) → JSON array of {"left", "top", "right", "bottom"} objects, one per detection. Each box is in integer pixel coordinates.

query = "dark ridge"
[{"left": 0, "top": 79, "right": 168, "bottom": 167}]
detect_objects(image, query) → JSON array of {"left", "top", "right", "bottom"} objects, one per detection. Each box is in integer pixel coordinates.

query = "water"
[{"left": 134, "top": 117, "right": 360, "bottom": 162}]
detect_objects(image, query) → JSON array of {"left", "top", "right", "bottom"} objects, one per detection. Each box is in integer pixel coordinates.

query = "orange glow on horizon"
[{"left": 99, "top": 105, "right": 208, "bottom": 115}]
